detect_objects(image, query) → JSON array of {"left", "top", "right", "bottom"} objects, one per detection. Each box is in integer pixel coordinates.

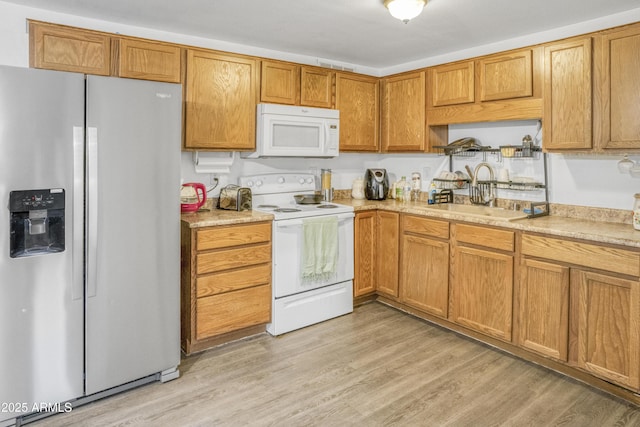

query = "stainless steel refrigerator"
[{"left": 0, "top": 65, "right": 181, "bottom": 425}]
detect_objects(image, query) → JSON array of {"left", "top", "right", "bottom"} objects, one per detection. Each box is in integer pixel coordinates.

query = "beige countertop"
[
  {"left": 181, "top": 208, "right": 273, "bottom": 228},
  {"left": 181, "top": 198, "right": 640, "bottom": 249}
]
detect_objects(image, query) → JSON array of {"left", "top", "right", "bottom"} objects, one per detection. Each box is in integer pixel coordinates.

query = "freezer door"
[
  {"left": 85, "top": 76, "right": 181, "bottom": 395},
  {"left": 0, "top": 66, "right": 84, "bottom": 423}
]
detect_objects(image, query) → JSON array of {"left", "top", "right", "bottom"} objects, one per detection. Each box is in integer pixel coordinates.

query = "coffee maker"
[{"left": 364, "top": 169, "right": 389, "bottom": 200}]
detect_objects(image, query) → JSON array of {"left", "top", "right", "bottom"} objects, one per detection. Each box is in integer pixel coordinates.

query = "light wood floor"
[{"left": 33, "top": 302, "right": 640, "bottom": 426}]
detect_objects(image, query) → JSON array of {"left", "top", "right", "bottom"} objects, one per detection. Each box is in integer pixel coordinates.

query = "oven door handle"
[{"left": 275, "top": 212, "right": 354, "bottom": 228}]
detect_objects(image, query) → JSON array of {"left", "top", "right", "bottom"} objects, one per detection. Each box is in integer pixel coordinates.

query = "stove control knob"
[
  {"left": 246, "top": 180, "right": 254, "bottom": 187},
  {"left": 277, "top": 176, "right": 285, "bottom": 184},
  {"left": 255, "top": 180, "right": 263, "bottom": 187},
  {"left": 305, "top": 177, "right": 314, "bottom": 184},
  {"left": 298, "top": 178, "right": 305, "bottom": 184}
]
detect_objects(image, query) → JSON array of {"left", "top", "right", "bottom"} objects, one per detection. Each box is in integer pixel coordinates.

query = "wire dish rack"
[{"left": 433, "top": 177, "right": 469, "bottom": 190}]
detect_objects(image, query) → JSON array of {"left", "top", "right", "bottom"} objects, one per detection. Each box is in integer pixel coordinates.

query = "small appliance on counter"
[
  {"left": 181, "top": 182, "right": 207, "bottom": 212},
  {"left": 217, "top": 184, "right": 252, "bottom": 211},
  {"left": 365, "top": 168, "right": 389, "bottom": 200}
]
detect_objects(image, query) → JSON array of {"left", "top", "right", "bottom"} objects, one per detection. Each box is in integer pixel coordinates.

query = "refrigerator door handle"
[
  {"left": 87, "top": 126, "right": 99, "bottom": 298},
  {"left": 72, "top": 126, "right": 84, "bottom": 300}
]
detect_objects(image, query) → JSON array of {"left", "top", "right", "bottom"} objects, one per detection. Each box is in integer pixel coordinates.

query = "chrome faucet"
[{"left": 471, "top": 162, "right": 496, "bottom": 207}]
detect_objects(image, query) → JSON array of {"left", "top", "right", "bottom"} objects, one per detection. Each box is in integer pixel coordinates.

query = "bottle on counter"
[
  {"left": 403, "top": 181, "right": 411, "bottom": 202},
  {"left": 428, "top": 182, "right": 437, "bottom": 205},
  {"left": 396, "top": 176, "right": 407, "bottom": 200},
  {"left": 411, "top": 172, "right": 421, "bottom": 201}
]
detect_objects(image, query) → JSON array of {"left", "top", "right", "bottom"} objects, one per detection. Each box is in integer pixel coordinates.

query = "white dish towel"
[{"left": 301, "top": 216, "right": 338, "bottom": 281}]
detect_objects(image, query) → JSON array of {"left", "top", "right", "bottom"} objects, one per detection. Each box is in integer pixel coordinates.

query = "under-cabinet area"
[{"left": 351, "top": 203, "right": 640, "bottom": 405}]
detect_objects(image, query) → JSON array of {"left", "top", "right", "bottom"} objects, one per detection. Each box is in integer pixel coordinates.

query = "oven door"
[{"left": 272, "top": 212, "right": 354, "bottom": 298}]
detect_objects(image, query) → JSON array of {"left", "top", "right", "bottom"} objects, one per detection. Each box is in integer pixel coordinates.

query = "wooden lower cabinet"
[
  {"left": 376, "top": 211, "right": 400, "bottom": 297},
  {"left": 400, "top": 215, "right": 450, "bottom": 317},
  {"left": 354, "top": 211, "right": 377, "bottom": 297},
  {"left": 518, "top": 258, "right": 570, "bottom": 361},
  {"left": 181, "top": 221, "right": 272, "bottom": 354},
  {"left": 449, "top": 224, "right": 514, "bottom": 341},
  {"left": 572, "top": 270, "right": 640, "bottom": 390}
]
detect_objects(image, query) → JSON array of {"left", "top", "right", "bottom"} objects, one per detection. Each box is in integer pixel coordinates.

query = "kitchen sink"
[{"left": 423, "top": 203, "right": 529, "bottom": 221}]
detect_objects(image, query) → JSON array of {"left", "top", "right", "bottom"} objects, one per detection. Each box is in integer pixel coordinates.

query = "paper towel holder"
[{"left": 192, "top": 151, "right": 235, "bottom": 174}]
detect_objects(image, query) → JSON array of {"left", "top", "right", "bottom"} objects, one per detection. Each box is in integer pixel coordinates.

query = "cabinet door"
[
  {"left": 114, "top": 38, "right": 181, "bottom": 83},
  {"left": 184, "top": 49, "right": 258, "bottom": 150},
  {"left": 29, "top": 21, "right": 111, "bottom": 76},
  {"left": 260, "top": 60, "right": 299, "bottom": 105},
  {"left": 381, "top": 72, "right": 426, "bottom": 152},
  {"left": 450, "top": 245, "right": 514, "bottom": 341},
  {"left": 300, "top": 67, "right": 333, "bottom": 108},
  {"left": 376, "top": 211, "right": 400, "bottom": 297},
  {"left": 429, "top": 61, "right": 474, "bottom": 107},
  {"left": 573, "top": 270, "right": 640, "bottom": 390},
  {"left": 518, "top": 258, "right": 570, "bottom": 361},
  {"left": 543, "top": 37, "right": 592, "bottom": 150},
  {"left": 594, "top": 24, "right": 640, "bottom": 150},
  {"left": 401, "top": 234, "right": 449, "bottom": 317},
  {"left": 354, "top": 211, "right": 377, "bottom": 297},
  {"left": 479, "top": 49, "right": 533, "bottom": 101},
  {"left": 336, "top": 73, "right": 380, "bottom": 152}
]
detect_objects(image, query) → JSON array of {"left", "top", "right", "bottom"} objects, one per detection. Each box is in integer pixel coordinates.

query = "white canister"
[{"left": 351, "top": 178, "right": 365, "bottom": 199}]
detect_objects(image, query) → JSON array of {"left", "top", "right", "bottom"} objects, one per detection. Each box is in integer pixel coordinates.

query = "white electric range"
[{"left": 238, "top": 173, "right": 354, "bottom": 336}]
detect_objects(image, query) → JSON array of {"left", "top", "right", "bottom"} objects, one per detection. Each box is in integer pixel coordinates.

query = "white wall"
[{"left": 1, "top": 1, "right": 639, "bottom": 211}]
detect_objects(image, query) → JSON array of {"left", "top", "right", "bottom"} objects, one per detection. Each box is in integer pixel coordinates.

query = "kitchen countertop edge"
[{"left": 180, "top": 199, "right": 640, "bottom": 248}]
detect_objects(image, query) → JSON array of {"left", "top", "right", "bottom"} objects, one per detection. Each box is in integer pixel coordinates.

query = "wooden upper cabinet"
[
  {"left": 260, "top": 60, "right": 299, "bottom": 105},
  {"left": 335, "top": 72, "right": 379, "bottom": 152},
  {"left": 300, "top": 66, "right": 333, "bottom": 108},
  {"left": 594, "top": 23, "right": 640, "bottom": 150},
  {"left": 381, "top": 71, "right": 426, "bottom": 152},
  {"left": 543, "top": 37, "right": 593, "bottom": 151},
  {"left": 478, "top": 49, "right": 533, "bottom": 102},
  {"left": 184, "top": 49, "right": 258, "bottom": 151},
  {"left": 113, "top": 38, "right": 181, "bottom": 83},
  {"left": 428, "top": 61, "right": 475, "bottom": 107},
  {"left": 29, "top": 20, "right": 111, "bottom": 75}
]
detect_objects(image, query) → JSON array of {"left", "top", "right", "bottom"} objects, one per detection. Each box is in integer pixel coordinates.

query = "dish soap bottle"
[{"left": 428, "top": 182, "right": 437, "bottom": 205}]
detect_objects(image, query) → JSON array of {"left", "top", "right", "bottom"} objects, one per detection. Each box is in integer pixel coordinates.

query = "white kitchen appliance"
[
  {"left": 239, "top": 173, "right": 354, "bottom": 335},
  {"left": 241, "top": 103, "right": 340, "bottom": 158},
  {"left": 0, "top": 66, "right": 181, "bottom": 426}
]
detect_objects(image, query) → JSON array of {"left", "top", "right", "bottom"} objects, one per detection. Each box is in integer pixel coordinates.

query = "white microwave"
[{"left": 242, "top": 103, "right": 340, "bottom": 158}]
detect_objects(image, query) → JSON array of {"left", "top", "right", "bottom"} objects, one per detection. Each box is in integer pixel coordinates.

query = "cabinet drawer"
[
  {"left": 197, "top": 243, "right": 271, "bottom": 274},
  {"left": 197, "top": 222, "right": 271, "bottom": 251},
  {"left": 196, "top": 284, "right": 271, "bottom": 339},
  {"left": 455, "top": 223, "right": 514, "bottom": 252},
  {"left": 522, "top": 234, "right": 640, "bottom": 277},
  {"left": 403, "top": 215, "right": 449, "bottom": 239},
  {"left": 197, "top": 263, "right": 271, "bottom": 298}
]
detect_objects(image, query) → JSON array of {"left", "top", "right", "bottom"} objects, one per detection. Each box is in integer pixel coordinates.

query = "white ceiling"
[{"left": 6, "top": 0, "right": 640, "bottom": 70}]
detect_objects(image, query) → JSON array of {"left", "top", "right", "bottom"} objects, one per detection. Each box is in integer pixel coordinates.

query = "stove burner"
[
  {"left": 317, "top": 204, "right": 338, "bottom": 209},
  {"left": 274, "top": 208, "right": 302, "bottom": 213},
  {"left": 257, "top": 204, "right": 279, "bottom": 209}
]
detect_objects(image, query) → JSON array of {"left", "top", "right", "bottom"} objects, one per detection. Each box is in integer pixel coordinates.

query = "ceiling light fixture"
[{"left": 384, "top": 0, "right": 427, "bottom": 24}]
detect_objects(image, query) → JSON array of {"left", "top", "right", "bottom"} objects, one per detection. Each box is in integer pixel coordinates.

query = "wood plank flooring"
[{"left": 33, "top": 302, "right": 640, "bottom": 426}]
